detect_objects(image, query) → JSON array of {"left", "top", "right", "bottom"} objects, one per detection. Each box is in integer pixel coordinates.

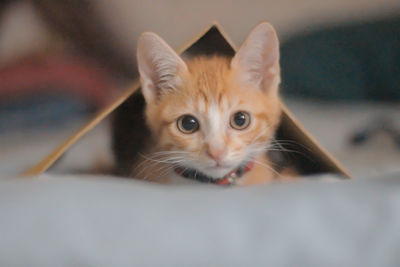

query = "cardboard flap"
[{"left": 24, "top": 22, "right": 349, "bottom": 178}]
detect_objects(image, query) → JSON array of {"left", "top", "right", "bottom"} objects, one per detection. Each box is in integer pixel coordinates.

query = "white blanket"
[{"left": 0, "top": 174, "right": 399, "bottom": 266}]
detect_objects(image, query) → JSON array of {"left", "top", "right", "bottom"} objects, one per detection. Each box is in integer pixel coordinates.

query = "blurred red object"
[{"left": 0, "top": 54, "right": 116, "bottom": 108}]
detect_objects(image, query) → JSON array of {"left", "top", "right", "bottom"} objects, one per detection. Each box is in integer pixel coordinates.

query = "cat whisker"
[
  {"left": 249, "top": 157, "right": 282, "bottom": 179},
  {"left": 244, "top": 150, "right": 281, "bottom": 169},
  {"left": 252, "top": 128, "right": 268, "bottom": 143},
  {"left": 133, "top": 155, "right": 175, "bottom": 177},
  {"left": 139, "top": 161, "right": 172, "bottom": 181},
  {"left": 150, "top": 150, "right": 189, "bottom": 155},
  {"left": 266, "top": 144, "right": 314, "bottom": 162},
  {"left": 147, "top": 163, "right": 172, "bottom": 180},
  {"left": 158, "top": 165, "right": 177, "bottom": 180},
  {"left": 132, "top": 158, "right": 161, "bottom": 179},
  {"left": 142, "top": 151, "right": 186, "bottom": 159},
  {"left": 139, "top": 153, "right": 184, "bottom": 165},
  {"left": 270, "top": 139, "right": 313, "bottom": 154},
  {"left": 132, "top": 156, "right": 155, "bottom": 173},
  {"left": 134, "top": 151, "right": 187, "bottom": 181}
]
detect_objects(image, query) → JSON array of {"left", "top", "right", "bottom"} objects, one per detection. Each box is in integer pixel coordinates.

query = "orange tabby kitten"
[{"left": 133, "top": 22, "right": 282, "bottom": 185}]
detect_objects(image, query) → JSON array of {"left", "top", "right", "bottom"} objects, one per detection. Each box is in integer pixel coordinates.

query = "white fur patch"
[{"left": 205, "top": 103, "right": 225, "bottom": 148}]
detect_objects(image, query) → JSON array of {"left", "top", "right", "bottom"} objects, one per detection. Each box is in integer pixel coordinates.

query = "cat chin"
[
  {"left": 196, "top": 160, "right": 246, "bottom": 178},
  {"left": 197, "top": 165, "right": 236, "bottom": 179},
  {"left": 167, "top": 169, "right": 229, "bottom": 184},
  {"left": 177, "top": 161, "right": 236, "bottom": 179}
]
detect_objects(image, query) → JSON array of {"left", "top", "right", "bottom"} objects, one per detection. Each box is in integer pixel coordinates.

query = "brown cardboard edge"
[
  {"left": 22, "top": 22, "right": 222, "bottom": 177},
  {"left": 280, "top": 102, "right": 351, "bottom": 178},
  {"left": 23, "top": 21, "right": 351, "bottom": 178},
  {"left": 22, "top": 81, "right": 140, "bottom": 177}
]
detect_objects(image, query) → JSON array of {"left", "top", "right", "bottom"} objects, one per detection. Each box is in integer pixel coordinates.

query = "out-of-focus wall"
[
  {"left": 1, "top": 0, "right": 399, "bottom": 70},
  {"left": 0, "top": 2, "right": 52, "bottom": 65},
  {"left": 94, "top": 0, "right": 400, "bottom": 64}
]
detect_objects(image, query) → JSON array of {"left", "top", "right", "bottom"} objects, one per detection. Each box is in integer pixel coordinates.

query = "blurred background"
[{"left": 0, "top": 0, "right": 399, "bottom": 177}]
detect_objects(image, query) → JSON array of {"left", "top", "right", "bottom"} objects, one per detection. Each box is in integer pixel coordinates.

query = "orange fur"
[{"left": 134, "top": 22, "right": 283, "bottom": 185}]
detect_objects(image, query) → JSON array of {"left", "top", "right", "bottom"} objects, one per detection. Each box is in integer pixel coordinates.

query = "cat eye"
[
  {"left": 230, "top": 111, "right": 251, "bottom": 130},
  {"left": 177, "top": 115, "right": 199, "bottom": 134}
]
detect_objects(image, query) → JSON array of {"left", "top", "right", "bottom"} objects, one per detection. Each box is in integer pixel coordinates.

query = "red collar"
[{"left": 174, "top": 161, "right": 254, "bottom": 186}]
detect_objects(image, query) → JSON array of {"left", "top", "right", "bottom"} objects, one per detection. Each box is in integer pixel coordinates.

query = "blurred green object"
[{"left": 281, "top": 17, "right": 400, "bottom": 101}]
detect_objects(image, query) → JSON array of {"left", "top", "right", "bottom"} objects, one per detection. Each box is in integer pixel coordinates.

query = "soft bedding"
[{"left": 0, "top": 173, "right": 399, "bottom": 266}]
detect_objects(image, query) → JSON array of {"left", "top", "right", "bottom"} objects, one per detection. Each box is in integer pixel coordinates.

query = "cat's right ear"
[
  {"left": 231, "top": 22, "right": 280, "bottom": 95},
  {"left": 137, "top": 32, "right": 188, "bottom": 104}
]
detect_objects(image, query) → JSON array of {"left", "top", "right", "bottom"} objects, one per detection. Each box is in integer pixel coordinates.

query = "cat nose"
[{"left": 206, "top": 145, "right": 226, "bottom": 163}]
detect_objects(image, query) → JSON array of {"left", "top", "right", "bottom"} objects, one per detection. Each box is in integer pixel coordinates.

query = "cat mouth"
[{"left": 174, "top": 161, "right": 254, "bottom": 185}]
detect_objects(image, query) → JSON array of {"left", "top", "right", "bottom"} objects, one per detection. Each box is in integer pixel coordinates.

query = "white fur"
[{"left": 205, "top": 103, "right": 224, "bottom": 147}]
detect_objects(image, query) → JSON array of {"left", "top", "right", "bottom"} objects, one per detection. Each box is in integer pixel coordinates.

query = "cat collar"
[{"left": 174, "top": 161, "right": 254, "bottom": 185}]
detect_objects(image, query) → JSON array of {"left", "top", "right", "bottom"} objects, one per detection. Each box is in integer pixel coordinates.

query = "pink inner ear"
[
  {"left": 231, "top": 23, "right": 280, "bottom": 94},
  {"left": 137, "top": 32, "right": 188, "bottom": 104}
]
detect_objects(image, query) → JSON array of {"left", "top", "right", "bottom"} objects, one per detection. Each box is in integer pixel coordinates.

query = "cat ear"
[
  {"left": 231, "top": 22, "right": 280, "bottom": 94},
  {"left": 137, "top": 32, "right": 188, "bottom": 103}
]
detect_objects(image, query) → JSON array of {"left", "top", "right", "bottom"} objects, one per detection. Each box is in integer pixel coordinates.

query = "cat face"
[{"left": 137, "top": 23, "right": 281, "bottom": 179}]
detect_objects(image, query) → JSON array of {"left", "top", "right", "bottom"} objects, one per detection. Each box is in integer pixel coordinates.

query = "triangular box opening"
[{"left": 25, "top": 23, "right": 349, "bottom": 178}]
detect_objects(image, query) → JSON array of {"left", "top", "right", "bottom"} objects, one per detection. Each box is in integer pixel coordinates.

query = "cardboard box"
[{"left": 24, "top": 22, "right": 350, "bottom": 178}]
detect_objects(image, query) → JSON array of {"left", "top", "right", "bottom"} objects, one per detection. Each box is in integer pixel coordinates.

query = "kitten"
[{"left": 117, "top": 22, "right": 282, "bottom": 185}]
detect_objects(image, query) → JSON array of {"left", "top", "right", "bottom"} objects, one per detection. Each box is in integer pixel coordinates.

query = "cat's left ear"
[{"left": 231, "top": 22, "right": 280, "bottom": 94}]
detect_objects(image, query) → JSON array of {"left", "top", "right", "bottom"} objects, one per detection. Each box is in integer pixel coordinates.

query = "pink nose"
[{"left": 206, "top": 146, "right": 226, "bottom": 163}]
